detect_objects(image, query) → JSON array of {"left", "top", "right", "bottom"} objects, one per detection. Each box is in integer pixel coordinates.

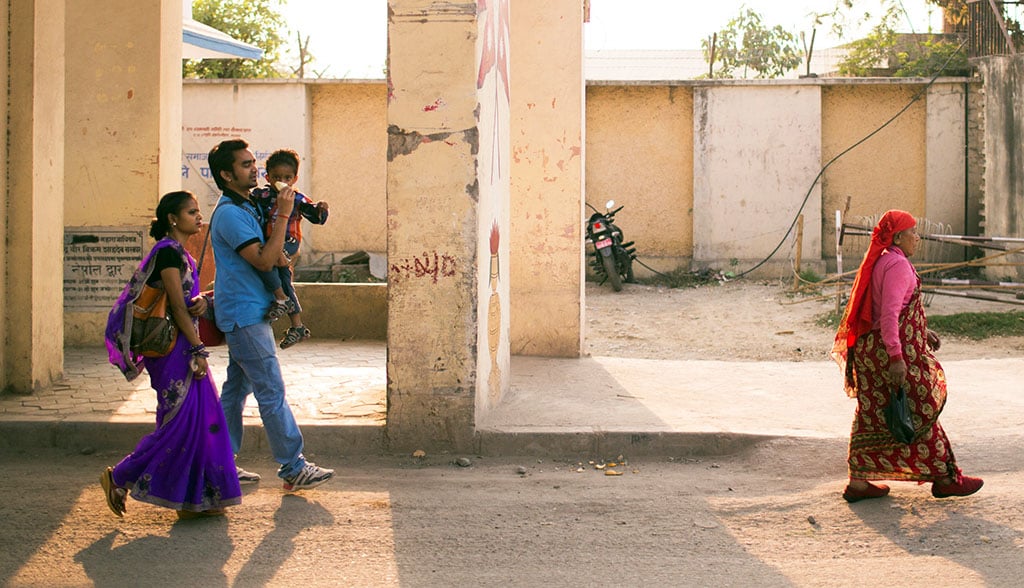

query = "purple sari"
[{"left": 105, "top": 238, "right": 241, "bottom": 513}]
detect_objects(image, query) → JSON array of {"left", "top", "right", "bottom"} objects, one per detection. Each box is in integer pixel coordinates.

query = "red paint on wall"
[
  {"left": 389, "top": 251, "right": 458, "bottom": 284},
  {"left": 422, "top": 98, "right": 445, "bottom": 112}
]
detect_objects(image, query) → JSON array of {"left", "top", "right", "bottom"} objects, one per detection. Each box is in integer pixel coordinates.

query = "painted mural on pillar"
[
  {"left": 487, "top": 221, "right": 501, "bottom": 398},
  {"left": 477, "top": 0, "right": 510, "bottom": 183},
  {"left": 476, "top": 0, "right": 511, "bottom": 405}
]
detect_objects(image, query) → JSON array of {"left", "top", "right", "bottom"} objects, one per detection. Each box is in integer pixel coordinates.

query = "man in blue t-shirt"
[{"left": 207, "top": 138, "right": 334, "bottom": 492}]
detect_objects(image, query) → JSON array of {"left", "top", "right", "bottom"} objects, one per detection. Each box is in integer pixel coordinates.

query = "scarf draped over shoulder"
[
  {"left": 831, "top": 209, "right": 917, "bottom": 396},
  {"left": 105, "top": 238, "right": 193, "bottom": 381}
]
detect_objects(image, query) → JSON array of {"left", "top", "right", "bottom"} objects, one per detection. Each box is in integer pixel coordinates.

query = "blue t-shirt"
[{"left": 210, "top": 194, "right": 273, "bottom": 331}]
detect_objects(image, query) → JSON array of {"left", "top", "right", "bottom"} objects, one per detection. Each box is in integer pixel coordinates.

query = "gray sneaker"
[
  {"left": 236, "top": 465, "right": 261, "bottom": 485},
  {"left": 282, "top": 462, "right": 334, "bottom": 491}
]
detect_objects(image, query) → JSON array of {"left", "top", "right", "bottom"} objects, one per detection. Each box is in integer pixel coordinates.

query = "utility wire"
[
  {"left": 895, "top": 0, "right": 918, "bottom": 36},
  {"left": 734, "top": 37, "right": 969, "bottom": 279}
]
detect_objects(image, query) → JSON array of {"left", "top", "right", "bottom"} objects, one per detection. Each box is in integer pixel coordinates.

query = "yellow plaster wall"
[
  {"left": 271, "top": 284, "right": 387, "bottom": 340},
  {"left": 822, "top": 84, "right": 927, "bottom": 261},
  {"left": 64, "top": 0, "right": 181, "bottom": 228},
  {"left": 4, "top": 0, "right": 66, "bottom": 392},
  {"left": 0, "top": 0, "right": 8, "bottom": 389},
  {"left": 309, "top": 83, "right": 388, "bottom": 253},
  {"left": 386, "top": 0, "right": 483, "bottom": 451},
  {"left": 62, "top": 0, "right": 183, "bottom": 347},
  {"left": 585, "top": 85, "right": 694, "bottom": 273},
  {"left": 509, "top": 0, "right": 585, "bottom": 357}
]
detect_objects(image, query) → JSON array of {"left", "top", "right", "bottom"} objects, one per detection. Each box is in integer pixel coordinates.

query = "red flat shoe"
[
  {"left": 843, "top": 482, "right": 890, "bottom": 503},
  {"left": 932, "top": 474, "right": 984, "bottom": 499}
]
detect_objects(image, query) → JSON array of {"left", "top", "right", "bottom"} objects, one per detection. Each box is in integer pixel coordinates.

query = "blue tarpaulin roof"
[{"left": 182, "top": 18, "right": 262, "bottom": 60}]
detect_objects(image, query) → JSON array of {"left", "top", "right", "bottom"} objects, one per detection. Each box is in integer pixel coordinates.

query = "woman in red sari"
[{"left": 832, "top": 210, "right": 983, "bottom": 503}]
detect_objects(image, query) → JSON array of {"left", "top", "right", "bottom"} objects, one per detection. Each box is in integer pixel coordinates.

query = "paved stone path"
[
  {"left": 3, "top": 342, "right": 1021, "bottom": 458},
  {"left": 0, "top": 341, "right": 386, "bottom": 426}
]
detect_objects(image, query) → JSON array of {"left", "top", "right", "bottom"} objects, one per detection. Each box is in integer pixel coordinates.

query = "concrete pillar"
[
  {"left": 63, "top": 0, "right": 183, "bottom": 344},
  {"left": 2, "top": 0, "right": 66, "bottom": 393},
  {"left": 977, "top": 57, "right": 1024, "bottom": 281},
  {"left": 925, "top": 83, "right": 967, "bottom": 261},
  {"left": 509, "top": 0, "right": 585, "bottom": 358},
  {"left": 386, "top": 0, "right": 511, "bottom": 451},
  {"left": 0, "top": 0, "right": 7, "bottom": 392},
  {"left": 65, "top": 0, "right": 183, "bottom": 218}
]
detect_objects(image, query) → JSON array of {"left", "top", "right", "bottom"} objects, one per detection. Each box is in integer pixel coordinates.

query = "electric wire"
[
  {"left": 733, "top": 36, "right": 969, "bottom": 279},
  {"left": 633, "top": 257, "right": 671, "bottom": 279}
]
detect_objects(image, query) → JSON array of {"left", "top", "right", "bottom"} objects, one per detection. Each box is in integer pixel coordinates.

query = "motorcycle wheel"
[
  {"left": 601, "top": 253, "right": 623, "bottom": 292},
  {"left": 614, "top": 247, "right": 635, "bottom": 284}
]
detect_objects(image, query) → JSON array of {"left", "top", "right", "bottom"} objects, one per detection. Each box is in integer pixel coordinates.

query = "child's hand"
[
  {"left": 188, "top": 295, "right": 208, "bottom": 316},
  {"left": 275, "top": 185, "right": 295, "bottom": 218},
  {"left": 316, "top": 201, "right": 329, "bottom": 213},
  {"left": 277, "top": 251, "right": 291, "bottom": 267}
]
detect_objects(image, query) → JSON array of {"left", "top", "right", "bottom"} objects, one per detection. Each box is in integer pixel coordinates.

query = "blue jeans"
[
  {"left": 220, "top": 322, "right": 306, "bottom": 479},
  {"left": 258, "top": 265, "right": 302, "bottom": 314}
]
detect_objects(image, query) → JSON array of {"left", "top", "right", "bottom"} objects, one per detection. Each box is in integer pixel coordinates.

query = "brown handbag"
[{"left": 130, "top": 283, "right": 178, "bottom": 357}]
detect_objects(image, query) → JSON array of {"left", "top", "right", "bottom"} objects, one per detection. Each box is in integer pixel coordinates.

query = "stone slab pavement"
[{"left": 1, "top": 341, "right": 1021, "bottom": 457}]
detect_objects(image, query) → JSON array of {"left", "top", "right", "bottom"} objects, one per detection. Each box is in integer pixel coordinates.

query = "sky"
[{"left": 280, "top": 0, "right": 946, "bottom": 79}]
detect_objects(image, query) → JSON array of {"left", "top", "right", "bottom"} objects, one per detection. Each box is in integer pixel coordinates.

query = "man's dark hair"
[
  {"left": 208, "top": 139, "right": 249, "bottom": 191},
  {"left": 266, "top": 149, "right": 300, "bottom": 174}
]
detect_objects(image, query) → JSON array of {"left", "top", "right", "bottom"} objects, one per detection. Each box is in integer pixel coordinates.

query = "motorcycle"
[{"left": 585, "top": 200, "right": 636, "bottom": 292}]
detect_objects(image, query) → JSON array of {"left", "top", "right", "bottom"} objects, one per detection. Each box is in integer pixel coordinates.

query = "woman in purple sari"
[{"left": 103, "top": 191, "right": 241, "bottom": 519}]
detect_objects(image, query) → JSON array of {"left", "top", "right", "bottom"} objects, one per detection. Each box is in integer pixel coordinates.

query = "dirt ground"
[
  {"left": 584, "top": 279, "right": 1024, "bottom": 362},
  {"left": 3, "top": 440, "right": 1023, "bottom": 587},
  {"left": 3, "top": 280, "right": 1023, "bottom": 587}
]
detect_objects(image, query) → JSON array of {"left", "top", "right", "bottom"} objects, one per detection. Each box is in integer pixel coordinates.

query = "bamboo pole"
[
  {"left": 922, "top": 289, "right": 1024, "bottom": 306},
  {"left": 792, "top": 214, "right": 804, "bottom": 291}
]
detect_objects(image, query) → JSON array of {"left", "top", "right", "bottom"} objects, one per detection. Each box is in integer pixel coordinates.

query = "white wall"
[
  {"left": 926, "top": 84, "right": 967, "bottom": 237},
  {"left": 693, "top": 85, "right": 823, "bottom": 272},
  {"left": 182, "top": 81, "right": 309, "bottom": 209}
]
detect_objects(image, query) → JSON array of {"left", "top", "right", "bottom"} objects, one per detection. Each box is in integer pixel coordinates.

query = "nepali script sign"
[{"left": 64, "top": 227, "right": 146, "bottom": 311}]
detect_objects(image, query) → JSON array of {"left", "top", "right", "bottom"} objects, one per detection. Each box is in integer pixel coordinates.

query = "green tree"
[
  {"left": 894, "top": 37, "right": 970, "bottom": 77},
  {"left": 835, "top": 2, "right": 901, "bottom": 76},
  {"left": 702, "top": 8, "right": 802, "bottom": 79},
  {"left": 833, "top": 1, "right": 971, "bottom": 77},
  {"left": 183, "top": 0, "right": 289, "bottom": 79}
]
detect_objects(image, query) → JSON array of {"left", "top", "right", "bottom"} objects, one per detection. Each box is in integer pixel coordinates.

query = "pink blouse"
[{"left": 870, "top": 246, "right": 916, "bottom": 359}]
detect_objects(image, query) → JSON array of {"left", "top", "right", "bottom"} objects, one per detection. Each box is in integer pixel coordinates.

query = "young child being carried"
[{"left": 252, "top": 149, "right": 330, "bottom": 349}]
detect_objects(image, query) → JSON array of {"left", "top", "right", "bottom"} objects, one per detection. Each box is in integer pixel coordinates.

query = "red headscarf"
[{"left": 831, "top": 210, "right": 917, "bottom": 395}]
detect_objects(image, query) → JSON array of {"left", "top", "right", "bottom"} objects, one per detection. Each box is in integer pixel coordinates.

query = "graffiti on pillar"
[
  {"left": 477, "top": 0, "right": 510, "bottom": 182},
  {"left": 389, "top": 251, "right": 458, "bottom": 284}
]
